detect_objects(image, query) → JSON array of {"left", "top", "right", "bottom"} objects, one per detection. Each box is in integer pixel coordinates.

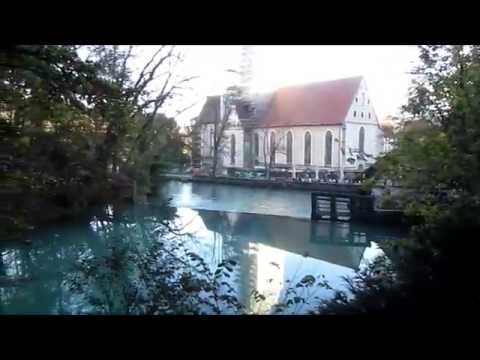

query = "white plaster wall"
[
  {"left": 200, "top": 124, "right": 214, "bottom": 158},
  {"left": 343, "top": 78, "right": 382, "bottom": 168},
  {"left": 200, "top": 78, "right": 384, "bottom": 172},
  {"left": 253, "top": 126, "right": 342, "bottom": 168},
  {"left": 223, "top": 127, "right": 244, "bottom": 168},
  {"left": 222, "top": 108, "right": 243, "bottom": 167},
  {"left": 344, "top": 123, "right": 379, "bottom": 156},
  {"left": 199, "top": 107, "right": 244, "bottom": 168}
]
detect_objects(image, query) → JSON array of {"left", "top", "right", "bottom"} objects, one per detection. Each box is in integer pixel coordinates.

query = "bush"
[
  {"left": 358, "top": 178, "right": 375, "bottom": 195},
  {"left": 378, "top": 195, "right": 401, "bottom": 210}
]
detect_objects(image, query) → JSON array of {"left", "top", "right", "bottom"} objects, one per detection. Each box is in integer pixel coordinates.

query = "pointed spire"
[{"left": 239, "top": 45, "right": 254, "bottom": 99}]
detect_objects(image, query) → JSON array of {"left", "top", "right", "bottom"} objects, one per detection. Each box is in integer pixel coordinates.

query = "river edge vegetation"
[
  {"left": 1, "top": 46, "right": 190, "bottom": 241},
  {"left": 319, "top": 45, "right": 480, "bottom": 314},
  {"left": 3, "top": 45, "right": 480, "bottom": 315}
]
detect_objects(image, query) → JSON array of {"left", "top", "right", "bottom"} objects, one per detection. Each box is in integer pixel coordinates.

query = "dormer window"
[
  {"left": 353, "top": 111, "right": 357, "bottom": 117},
  {"left": 355, "top": 97, "right": 358, "bottom": 103}
]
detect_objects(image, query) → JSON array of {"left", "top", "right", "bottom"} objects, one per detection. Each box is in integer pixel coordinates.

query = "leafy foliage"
[
  {"left": 319, "top": 45, "right": 480, "bottom": 314},
  {"left": 66, "top": 232, "right": 245, "bottom": 314},
  {"left": 1, "top": 46, "right": 190, "bottom": 239}
]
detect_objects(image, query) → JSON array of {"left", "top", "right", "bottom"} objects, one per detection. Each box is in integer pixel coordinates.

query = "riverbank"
[
  {"left": 159, "top": 175, "right": 408, "bottom": 226},
  {"left": 1, "top": 174, "right": 135, "bottom": 242},
  {"left": 157, "top": 173, "right": 363, "bottom": 194}
]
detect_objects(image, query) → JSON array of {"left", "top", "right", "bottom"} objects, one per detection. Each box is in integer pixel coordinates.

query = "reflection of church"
[
  {"left": 197, "top": 209, "right": 372, "bottom": 267},
  {"left": 195, "top": 209, "right": 399, "bottom": 313}
]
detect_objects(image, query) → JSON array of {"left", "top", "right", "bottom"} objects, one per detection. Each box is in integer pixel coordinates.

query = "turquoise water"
[{"left": 0, "top": 180, "right": 404, "bottom": 314}]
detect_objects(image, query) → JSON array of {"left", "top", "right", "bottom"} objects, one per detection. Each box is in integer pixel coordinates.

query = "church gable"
[
  {"left": 226, "top": 107, "right": 241, "bottom": 128},
  {"left": 345, "top": 78, "right": 380, "bottom": 127}
]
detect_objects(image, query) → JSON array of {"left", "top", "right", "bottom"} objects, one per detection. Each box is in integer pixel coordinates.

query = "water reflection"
[
  {"left": 169, "top": 208, "right": 403, "bottom": 314},
  {"left": 0, "top": 202, "right": 177, "bottom": 314},
  {"left": 0, "top": 200, "right": 404, "bottom": 314},
  {"left": 158, "top": 180, "right": 312, "bottom": 218}
]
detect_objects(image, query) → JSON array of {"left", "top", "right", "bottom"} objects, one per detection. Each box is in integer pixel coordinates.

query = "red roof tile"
[{"left": 261, "top": 76, "right": 362, "bottom": 128}]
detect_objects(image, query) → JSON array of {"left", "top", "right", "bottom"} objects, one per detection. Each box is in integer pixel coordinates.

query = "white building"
[{"left": 193, "top": 76, "right": 386, "bottom": 181}]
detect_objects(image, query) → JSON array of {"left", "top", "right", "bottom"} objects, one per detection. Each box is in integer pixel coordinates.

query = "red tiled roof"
[{"left": 261, "top": 76, "right": 362, "bottom": 128}]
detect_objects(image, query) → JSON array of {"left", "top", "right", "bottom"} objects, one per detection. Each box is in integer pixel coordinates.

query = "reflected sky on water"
[{"left": 0, "top": 181, "right": 405, "bottom": 314}]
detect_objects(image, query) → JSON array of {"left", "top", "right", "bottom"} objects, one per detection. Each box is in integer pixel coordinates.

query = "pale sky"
[
  {"left": 88, "top": 46, "right": 422, "bottom": 128},
  {"left": 167, "top": 45, "right": 421, "bottom": 128}
]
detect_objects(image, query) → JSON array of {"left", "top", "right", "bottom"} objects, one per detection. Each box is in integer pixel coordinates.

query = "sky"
[{"left": 99, "top": 46, "right": 422, "bottom": 128}]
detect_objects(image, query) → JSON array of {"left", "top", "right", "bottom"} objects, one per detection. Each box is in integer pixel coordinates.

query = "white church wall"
[
  {"left": 253, "top": 126, "right": 342, "bottom": 169},
  {"left": 343, "top": 78, "right": 382, "bottom": 169},
  {"left": 199, "top": 78, "right": 384, "bottom": 174},
  {"left": 344, "top": 123, "right": 379, "bottom": 157},
  {"left": 199, "top": 107, "right": 245, "bottom": 169},
  {"left": 223, "top": 127, "right": 244, "bottom": 168},
  {"left": 200, "top": 124, "right": 214, "bottom": 159}
]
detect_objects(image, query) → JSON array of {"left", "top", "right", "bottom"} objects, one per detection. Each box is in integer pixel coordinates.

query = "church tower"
[
  {"left": 239, "top": 45, "right": 254, "bottom": 99},
  {"left": 239, "top": 46, "right": 256, "bottom": 169}
]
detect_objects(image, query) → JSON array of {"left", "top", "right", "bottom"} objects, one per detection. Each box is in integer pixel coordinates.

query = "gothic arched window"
[
  {"left": 325, "top": 131, "right": 332, "bottom": 167},
  {"left": 304, "top": 131, "right": 311, "bottom": 165},
  {"left": 230, "top": 134, "right": 236, "bottom": 165},
  {"left": 254, "top": 133, "right": 259, "bottom": 158},
  {"left": 286, "top": 131, "right": 293, "bottom": 164},
  {"left": 359, "top": 127, "right": 365, "bottom": 154},
  {"left": 270, "top": 132, "right": 276, "bottom": 164}
]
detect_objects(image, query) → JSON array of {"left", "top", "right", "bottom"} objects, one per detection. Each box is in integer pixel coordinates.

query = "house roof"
[
  {"left": 196, "top": 95, "right": 256, "bottom": 126},
  {"left": 261, "top": 76, "right": 363, "bottom": 128},
  {"left": 196, "top": 76, "right": 363, "bottom": 128},
  {"left": 196, "top": 96, "right": 220, "bottom": 125}
]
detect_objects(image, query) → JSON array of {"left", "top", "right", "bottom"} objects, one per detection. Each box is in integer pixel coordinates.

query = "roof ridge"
[
  {"left": 274, "top": 76, "right": 363, "bottom": 92},
  {"left": 261, "top": 75, "right": 364, "bottom": 128}
]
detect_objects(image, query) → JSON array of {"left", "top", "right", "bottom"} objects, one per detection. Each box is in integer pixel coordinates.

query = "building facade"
[{"left": 193, "top": 76, "right": 386, "bottom": 180}]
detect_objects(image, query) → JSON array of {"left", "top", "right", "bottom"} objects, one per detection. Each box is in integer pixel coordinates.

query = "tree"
[
  {"left": 259, "top": 128, "right": 286, "bottom": 179},
  {"left": 0, "top": 45, "right": 194, "bottom": 239},
  {"left": 0, "top": 46, "right": 118, "bottom": 240},
  {"left": 0, "top": 46, "right": 115, "bottom": 117},
  {"left": 376, "top": 46, "right": 480, "bottom": 216},
  {"left": 85, "top": 46, "right": 195, "bottom": 202},
  {"left": 319, "top": 45, "right": 480, "bottom": 314}
]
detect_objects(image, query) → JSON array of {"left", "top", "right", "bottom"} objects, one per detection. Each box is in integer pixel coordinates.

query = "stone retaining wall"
[{"left": 158, "top": 174, "right": 362, "bottom": 194}]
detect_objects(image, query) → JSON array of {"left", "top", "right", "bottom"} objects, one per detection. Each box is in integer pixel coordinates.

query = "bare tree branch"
[
  {"left": 133, "top": 46, "right": 166, "bottom": 90},
  {"left": 119, "top": 45, "right": 134, "bottom": 88},
  {"left": 132, "top": 47, "right": 174, "bottom": 106}
]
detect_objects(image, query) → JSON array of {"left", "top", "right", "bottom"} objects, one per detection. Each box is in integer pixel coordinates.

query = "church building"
[{"left": 193, "top": 76, "right": 386, "bottom": 181}]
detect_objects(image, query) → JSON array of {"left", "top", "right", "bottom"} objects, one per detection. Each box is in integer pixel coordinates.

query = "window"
[
  {"left": 270, "top": 132, "right": 276, "bottom": 164},
  {"left": 355, "top": 97, "right": 358, "bottom": 103},
  {"left": 325, "top": 131, "right": 332, "bottom": 167},
  {"left": 230, "top": 134, "right": 236, "bottom": 165},
  {"left": 304, "top": 131, "right": 311, "bottom": 165},
  {"left": 286, "top": 131, "right": 293, "bottom": 164},
  {"left": 353, "top": 111, "right": 357, "bottom": 117},
  {"left": 368, "top": 113, "right": 371, "bottom": 119},
  {"left": 254, "top": 133, "right": 259, "bottom": 157},
  {"left": 361, "top": 112, "right": 364, "bottom": 118},
  {"left": 359, "top": 127, "right": 365, "bottom": 154},
  {"left": 368, "top": 99, "right": 370, "bottom": 104},
  {"left": 209, "top": 129, "right": 214, "bottom": 155}
]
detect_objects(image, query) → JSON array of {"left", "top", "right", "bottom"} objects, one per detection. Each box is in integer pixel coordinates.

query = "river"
[{"left": 0, "top": 180, "right": 405, "bottom": 314}]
